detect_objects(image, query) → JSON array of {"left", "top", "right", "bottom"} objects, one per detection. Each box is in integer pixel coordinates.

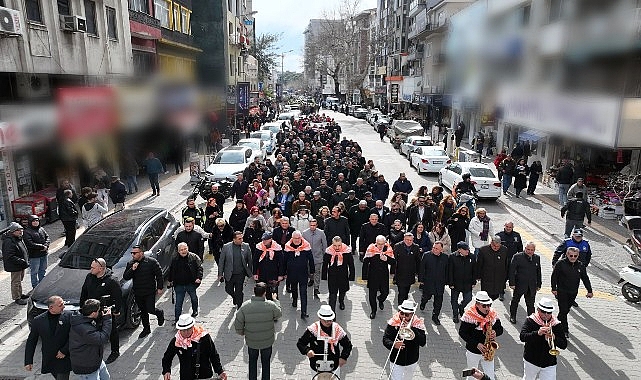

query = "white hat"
[
  {"left": 317, "top": 305, "right": 335, "bottom": 320},
  {"left": 398, "top": 300, "right": 417, "bottom": 313},
  {"left": 175, "top": 314, "right": 195, "bottom": 330},
  {"left": 536, "top": 298, "right": 555, "bottom": 313},
  {"left": 474, "top": 291, "right": 493, "bottom": 305}
]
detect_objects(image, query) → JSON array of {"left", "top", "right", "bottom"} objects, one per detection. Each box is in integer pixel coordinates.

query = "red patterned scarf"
[
  {"left": 256, "top": 241, "right": 282, "bottom": 262},
  {"left": 307, "top": 321, "right": 347, "bottom": 354},
  {"left": 284, "top": 238, "right": 311, "bottom": 256},
  {"left": 461, "top": 306, "right": 497, "bottom": 331},
  {"left": 174, "top": 325, "right": 207, "bottom": 349},
  {"left": 365, "top": 243, "right": 394, "bottom": 259},
  {"left": 387, "top": 312, "right": 426, "bottom": 331},
  {"left": 529, "top": 312, "right": 561, "bottom": 327},
  {"left": 326, "top": 243, "right": 351, "bottom": 266}
]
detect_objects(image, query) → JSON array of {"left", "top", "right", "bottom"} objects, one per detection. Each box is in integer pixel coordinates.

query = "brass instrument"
[
  {"left": 482, "top": 322, "right": 499, "bottom": 361},
  {"left": 545, "top": 321, "right": 560, "bottom": 356},
  {"left": 379, "top": 313, "right": 416, "bottom": 380},
  {"left": 397, "top": 325, "right": 416, "bottom": 341}
]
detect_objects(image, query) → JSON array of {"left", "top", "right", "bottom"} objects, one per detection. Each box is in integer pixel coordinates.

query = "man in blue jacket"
[{"left": 144, "top": 151, "right": 164, "bottom": 196}]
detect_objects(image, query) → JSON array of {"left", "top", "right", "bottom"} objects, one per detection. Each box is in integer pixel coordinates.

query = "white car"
[
  {"left": 400, "top": 136, "right": 433, "bottom": 157},
  {"left": 205, "top": 146, "right": 258, "bottom": 181},
  {"left": 438, "top": 162, "right": 502, "bottom": 200},
  {"left": 260, "top": 122, "right": 282, "bottom": 136},
  {"left": 250, "top": 130, "right": 276, "bottom": 155},
  {"left": 409, "top": 147, "right": 451, "bottom": 174},
  {"left": 354, "top": 108, "right": 368, "bottom": 119},
  {"left": 237, "top": 138, "right": 266, "bottom": 161},
  {"left": 367, "top": 110, "right": 382, "bottom": 125}
]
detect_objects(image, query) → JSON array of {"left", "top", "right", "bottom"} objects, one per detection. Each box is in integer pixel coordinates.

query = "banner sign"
[
  {"left": 390, "top": 84, "right": 399, "bottom": 104},
  {"left": 237, "top": 82, "right": 250, "bottom": 116}
]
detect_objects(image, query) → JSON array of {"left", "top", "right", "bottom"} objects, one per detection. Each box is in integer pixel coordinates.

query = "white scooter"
[{"left": 619, "top": 265, "right": 641, "bottom": 303}]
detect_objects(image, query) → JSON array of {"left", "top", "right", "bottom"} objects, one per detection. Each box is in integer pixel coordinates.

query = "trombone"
[
  {"left": 379, "top": 313, "right": 416, "bottom": 380},
  {"left": 545, "top": 321, "right": 560, "bottom": 356}
]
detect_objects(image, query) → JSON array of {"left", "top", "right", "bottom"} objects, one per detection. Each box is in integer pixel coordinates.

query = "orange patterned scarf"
[
  {"left": 387, "top": 312, "right": 426, "bottom": 331},
  {"left": 326, "top": 243, "right": 351, "bottom": 266},
  {"left": 529, "top": 312, "right": 561, "bottom": 327},
  {"left": 174, "top": 325, "right": 207, "bottom": 349},
  {"left": 307, "top": 321, "right": 347, "bottom": 353},
  {"left": 461, "top": 306, "right": 498, "bottom": 331},
  {"left": 284, "top": 238, "right": 311, "bottom": 256},
  {"left": 365, "top": 243, "right": 394, "bottom": 259},
  {"left": 256, "top": 241, "right": 282, "bottom": 262}
]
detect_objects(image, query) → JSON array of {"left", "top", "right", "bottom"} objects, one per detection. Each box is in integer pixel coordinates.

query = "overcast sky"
[{"left": 252, "top": 0, "right": 378, "bottom": 73}]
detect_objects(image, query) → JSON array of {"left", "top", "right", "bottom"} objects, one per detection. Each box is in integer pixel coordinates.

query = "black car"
[{"left": 27, "top": 208, "right": 180, "bottom": 329}]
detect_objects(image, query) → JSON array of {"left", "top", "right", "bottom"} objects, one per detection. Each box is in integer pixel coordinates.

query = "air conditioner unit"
[
  {"left": 59, "top": 15, "right": 87, "bottom": 33},
  {"left": 16, "top": 73, "right": 51, "bottom": 99},
  {"left": 0, "top": 6, "right": 23, "bottom": 36}
]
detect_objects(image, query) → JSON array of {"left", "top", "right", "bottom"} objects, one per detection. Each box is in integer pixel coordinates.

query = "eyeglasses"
[{"left": 568, "top": 254, "right": 579, "bottom": 258}]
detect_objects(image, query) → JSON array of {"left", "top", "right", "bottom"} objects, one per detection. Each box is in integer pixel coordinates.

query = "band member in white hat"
[
  {"left": 459, "top": 291, "right": 504, "bottom": 379},
  {"left": 297, "top": 305, "right": 352, "bottom": 378},
  {"left": 520, "top": 298, "right": 567, "bottom": 380},
  {"left": 382, "top": 300, "right": 426, "bottom": 380}
]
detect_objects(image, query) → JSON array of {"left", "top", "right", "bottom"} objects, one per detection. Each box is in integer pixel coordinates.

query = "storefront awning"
[{"left": 518, "top": 129, "right": 548, "bottom": 143}]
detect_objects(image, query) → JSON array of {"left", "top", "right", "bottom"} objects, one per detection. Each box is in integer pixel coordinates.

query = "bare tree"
[{"left": 250, "top": 32, "right": 282, "bottom": 82}]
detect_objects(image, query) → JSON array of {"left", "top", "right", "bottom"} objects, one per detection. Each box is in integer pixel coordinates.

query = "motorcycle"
[
  {"left": 190, "top": 176, "right": 232, "bottom": 201},
  {"left": 620, "top": 215, "right": 641, "bottom": 265},
  {"left": 456, "top": 192, "right": 477, "bottom": 216},
  {"left": 619, "top": 265, "right": 641, "bottom": 303}
]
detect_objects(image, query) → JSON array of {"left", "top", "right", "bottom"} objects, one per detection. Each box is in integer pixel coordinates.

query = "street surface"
[{"left": 0, "top": 110, "right": 638, "bottom": 379}]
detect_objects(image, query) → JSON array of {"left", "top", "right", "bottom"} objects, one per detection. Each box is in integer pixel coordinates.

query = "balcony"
[
  {"left": 129, "top": 9, "right": 160, "bottom": 29},
  {"left": 432, "top": 53, "right": 446, "bottom": 65},
  {"left": 407, "top": 44, "right": 424, "bottom": 60},
  {"left": 409, "top": 0, "right": 426, "bottom": 18}
]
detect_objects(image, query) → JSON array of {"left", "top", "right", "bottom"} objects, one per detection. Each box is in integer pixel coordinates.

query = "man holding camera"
[
  {"left": 69, "top": 299, "right": 112, "bottom": 379},
  {"left": 80, "top": 258, "right": 123, "bottom": 364}
]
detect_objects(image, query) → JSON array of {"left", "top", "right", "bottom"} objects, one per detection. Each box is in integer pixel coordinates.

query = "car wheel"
[
  {"left": 622, "top": 283, "right": 641, "bottom": 303},
  {"left": 125, "top": 292, "right": 141, "bottom": 329}
]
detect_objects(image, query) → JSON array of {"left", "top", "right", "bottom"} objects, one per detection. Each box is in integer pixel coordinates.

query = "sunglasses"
[
  {"left": 476, "top": 303, "right": 490, "bottom": 308},
  {"left": 131, "top": 251, "right": 142, "bottom": 255},
  {"left": 568, "top": 254, "right": 579, "bottom": 258}
]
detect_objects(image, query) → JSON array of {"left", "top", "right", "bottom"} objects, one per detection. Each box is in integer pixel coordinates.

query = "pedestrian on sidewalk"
[
  {"left": 551, "top": 247, "right": 593, "bottom": 337},
  {"left": 58, "top": 190, "right": 79, "bottom": 247},
  {"left": 218, "top": 231, "right": 253, "bottom": 309},
  {"left": 560, "top": 192, "right": 591, "bottom": 238},
  {"left": 527, "top": 161, "right": 543, "bottom": 195},
  {"left": 162, "top": 315, "right": 227, "bottom": 380},
  {"left": 168, "top": 243, "right": 203, "bottom": 322},
  {"left": 513, "top": 159, "right": 529, "bottom": 198},
  {"left": 555, "top": 160, "right": 574, "bottom": 205},
  {"left": 322, "top": 236, "right": 355, "bottom": 312},
  {"left": 108, "top": 176, "right": 127, "bottom": 211},
  {"left": 419, "top": 241, "right": 448, "bottom": 325},
  {"left": 69, "top": 299, "right": 112, "bottom": 380},
  {"left": 121, "top": 152, "right": 139, "bottom": 194},
  {"left": 448, "top": 242, "right": 476, "bottom": 323},
  {"left": 3, "top": 222, "right": 29, "bottom": 304},
  {"left": 144, "top": 151, "right": 163, "bottom": 196},
  {"left": 24, "top": 295, "right": 72, "bottom": 380},
  {"left": 80, "top": 258, "right": 123, "bottom": 364},
  {"left": 498, "top": 155, "right": 516, "bottom": 195},
  {"left": 234, "top": 282, "right": 282, "bottom": 380},
  {"left": 382, "top": 300, "right": 427, "bottom": 380},
  {"left": 123, "top": 245, "right": 165, "bottom": 339},
  {"left": 23, "top": 215, "right": 50, "bottom": 289},
  {"left": 508, "top": 242, "right": 542, "bottom": 324},
  {"left": 302, "top": 220, "right": 328, "bottom": 300},
  {"left": 81, "top": 193, "right": 108, "bottom": 229}
]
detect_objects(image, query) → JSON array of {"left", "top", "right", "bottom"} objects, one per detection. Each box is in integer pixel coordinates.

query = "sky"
[{"left": 252, "top": 0, "right": 378, "bottom": 73}]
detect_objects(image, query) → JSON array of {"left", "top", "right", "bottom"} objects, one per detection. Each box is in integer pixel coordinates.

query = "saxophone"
[{"left": 482, "top": 322, "right": 499, "bottom": 361}]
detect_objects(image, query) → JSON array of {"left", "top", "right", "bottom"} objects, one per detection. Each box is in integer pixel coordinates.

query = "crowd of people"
[{"left": 15, "top": 110, "right": 597, "bottom": 380}]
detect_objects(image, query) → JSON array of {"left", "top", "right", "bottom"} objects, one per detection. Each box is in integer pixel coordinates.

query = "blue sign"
[
  {"left": 244, "top": 19, "right": 253, "bottom": 25},
  {"left": 258, "top": 82, "right": 263, "bottom": 91},
  {"left": 237, "top": 82, "right": 250, "bottom": 115}
]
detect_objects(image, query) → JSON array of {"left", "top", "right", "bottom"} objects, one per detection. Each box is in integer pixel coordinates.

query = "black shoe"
[
  {"left": 339, "top": 302, "right": 345, "bottom": 310},
  {"left": 151, "top": 192, "right": 156, "bottom": 196},
  {"left": 453, "top": 316, "right": 459, "bottom": 323},
  {"left": 14, "top": 299, "right": 27, "bottom": 305},
  {"left": 138, "top": 329, "right": 151, "bottom": 339},
  {"left": 301, "top": 312, "right": 309, "bottom": 319},
  {"left": 509, "top": 317, "right": 517, "bottom": 324},
  {"left": 157, "top": 310, "right": 165, "bottom": 326},
  {"left": 20, "top": 294, "right": 29, "bottom": 300},
  {"left": 157, "top": 191, "right": 160, "bottom": 196},
  {"left": 369, "top": 312, "right": 376, "bottom": 319},
  {"left": 286, "top": 285, "right": 292, "bottom": 293},
  {"left": 191, "top": 310, "right": 198, "bottom": 317},
  {"left": 378, "top": 300, "right": 384, "bottom": 310},
  {"left": 571, "top": 301, "right": 579, "bottom": 308},
  {"left": 307, "top": 279, "right": 314, "bottom": 287},
  {"left": 105, "top": 352, "right": 120, "bottom": 364},
  {"left": 420, "top": 302, "right": 426, "bottom": 311},
  {"left": 292, "top": 300, "right": 297, "bottom": 308},
  {"left": 432, "top": 315, "right": 441, "bottom": 325},
  {"left": 499, "top": 294, "right": 505, "bottom": 301}
]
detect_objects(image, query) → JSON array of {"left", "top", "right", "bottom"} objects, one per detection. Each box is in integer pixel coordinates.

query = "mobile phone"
[{"left": 462, "top": 369, "right": 475, "bottom": 377}]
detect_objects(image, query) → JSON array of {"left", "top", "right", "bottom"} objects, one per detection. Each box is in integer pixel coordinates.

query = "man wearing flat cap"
[
  {"left": 3, "top": 222, "right": 29, "bottom": 305},
  {"left": 448, "top": 241, "right": 476, "bottom": 323}
]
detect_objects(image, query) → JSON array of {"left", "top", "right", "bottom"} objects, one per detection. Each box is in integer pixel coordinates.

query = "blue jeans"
[
  {"left": 77, "top": 360, "right": 110, "bottom": 380},
  {"left": 248, "top": 346, "right": 272, "bottom": 380},
  {"left": 29, "top": 256, "right": 47, "bottom": 288},
  {"left": 174, "top": 284, "right": 198, "bottom": 319},
  {"left": 125, "top": 175, "right": 138, "bottom": 193},
  {"left": 558, "top": 183, "right": 570, "bottom": 205},
  {"left": 451, "top": 289, "right": 472, "bottom": 316},
  {"left": 502, "top": 174, "right": 513, "bottom": 193}
]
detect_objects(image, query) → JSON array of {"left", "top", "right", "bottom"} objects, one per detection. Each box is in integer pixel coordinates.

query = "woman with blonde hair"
[
  {"left": 438, "top": 195, "right": 458, "bottom": 223},
  {"left": 429, "top": 222, "right": 452, "bottom": 254}
]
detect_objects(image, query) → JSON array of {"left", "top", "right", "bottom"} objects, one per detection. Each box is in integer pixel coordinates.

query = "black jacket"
[
  {"left": 69, "top": 314, "right": 111, "bottom": 374},
  {"left": 162, "top": 333, "right": 224, "bottom": 379},
  {"left": 419, "top": 252, "right": 449, "bottom": 295},
  {"left": 348, "top": 206, "right": 371, "bottom": 237},
  {"left": 476, "top": 245, "right": 509, "bottom": 295},
  {"left": 362, "top": 248, "right": 395, "bottom": 286},
  {"left": 25, "top": 311, "right": 72, "bottom": 374},
  {"left": 509, "top": 253, "right": 542, "bottom": 293},
  {"left": 391, "top": 242, "right": 421, "bottom": 286},
  {"left": 23, "top": 222, "right": 50, "bottom": 259},
  {"left": 231, "top": 180, "right": 249, "bottom": 200},
  {"left": 229, "top": 208, "right": 250, "bottom": 232},
  {"left": 175, "top": 230, "right": 205, "bottom": 258},
  {"left": 555, "top": 164, "right": 574, "bottom": 185},
  {"left": 252, "top": 247, "right": 285, "bottom": 282},
  {"left": 168, "top": 252, "right": 203, "bottom": 286},
  {"left": 123, "top": 256, "right": 163, "bottom": 296},
  {"left": 322, "top": 251, "right": 355, "bottom": 292},
  {"left": 1, "top": 233, "right": 29, "bottom": 272},
  {"left": 407, "top": 206, "right": 433, "bottom": 231},
  {"left": 551, "top": 257, "right": 592, "bottom": 294},
  {"left": 446, "top": 214, "right": 470, "bottom": 248},
  {"left": 458, "top": 310, "right": 504, "bottom": 354},
  {"left": 80, "top": 269, "right": 124, "bottom": 314},
  {"left": 297, "top": 322, "right": 352, "bottom": 371},
  {"left": 58, "top": 198, "right": 78, "bottom": 222},
  {"left": 109, "top": 180, "right": 127, "bottom": 204},
  {"left": 358, "top": 222, "right": 387, "bottom": 254},
  {"left": 271, "top": 226, "right": 295, "bottom": 247},
  {"left": 520, "top": 317, "right": 567, "bottom": 368},
  {"left": 495, "top": 230, "right": 523, "bottom": 264},
  {"left": 382, "top": 322, "right": 426, "bottom": 366},
  {"left": 383, "top": 211, "right": 407, "bottom": 232},
  {"left": 448, "top": 252, "right": 476, "bottom": 291},
  {"left": 561, "top": 198, "right": 591, "bottom": 223},
  {"left": 323, "top": 216, "right": 350, "bottom": 245}
]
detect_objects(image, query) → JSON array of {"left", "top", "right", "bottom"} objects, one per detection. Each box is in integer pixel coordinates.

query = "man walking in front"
[
  {"left": 3, "top": 222, "right": 29, "bottom": 305},
  {"left": 168, "top": 242, "right": 203, "bottom": 322},
  {"left": 476, "top": 236, "right": 509, "bottom": 300},
  {"left": 284, "top": 231, "right": 315, "bottom": 319},
  {"left": 560, "top": 192, "right": 591, "bottom": 238},
  {"left": 419, "top": 241, "right": 449, "bottom": 325},
  {"left": 234, "top": 282, "right": 282, "bottom": 380},
  {"left": 69, "top": 299, "right": 112, "bottom": 379},
  {"left": 392, "top": 232, "right": 421, "bottom": 305},
  {"left": 123, "top": 245, "right": 165, "bottom": 338},
  {"left": 508, "top": 242, "right": 542, "bottom": 324},
  {"left": 219, "top": 231, "right": 253, "bottom": 309},
  {"left": 448, "top": 242, "right": 476, "bottom": 323}
]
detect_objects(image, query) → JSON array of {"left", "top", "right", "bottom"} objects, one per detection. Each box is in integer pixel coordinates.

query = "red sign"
[{"left": 57, "top": 87, "right": 117, "bottom": 141}]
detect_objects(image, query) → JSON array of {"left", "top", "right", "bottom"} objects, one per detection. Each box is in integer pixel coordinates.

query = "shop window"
[
  {"left": 154, "top": 0, "right": 170, "bottom": 28},
  {"left": 26, "top": 0, "right": 43, "bottom": 23},
  {"left": 84, "top": 0, "right": 97, "bottom": 35},
  {"left": 57, "top": 0, "right": 71, "bottom": 16},
  {"left": 106, "top": 7, "right": 117, "bottom": 40},
  {"left": 129, "top": 0, "right": 149, "bottom": 14}
]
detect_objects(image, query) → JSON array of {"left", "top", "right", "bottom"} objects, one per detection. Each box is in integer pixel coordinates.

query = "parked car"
[
  {"left": 237, "top": 138, "right": 265, "bottom": 161},
  {"left": 348, "top": 104, "right": 362, "bottom": 116},
  {"left": 260, "top": 122, "right": 282, "bottom": 137},
  {"left": 409, "top": 147, "right": 451, "bottom": 174},
  {"left": 27, "top": 208, "right": 180, "bottom": 329},
  {"left": 354, "top": 108, "right": 368, "bottom": 119},
  {"left": 367, "top": 110, "right": 382, "bottom": 125},
  {"left": 374, "top": 116, "right": 391, "bottom": 133},
  {"left": 205, "top": 145, "right": 259, "bottom": 181},
  {"left": 250, "top": 131, "right": 276, "bottom": 155},
  {"left": 400, "top": 136, "right": 433, "bottom": 157},
  {"left": 438, "top": 162, "right": 502, "bottom": 200},
  {"left": 388, "top": 120, "right": 424, "bottom": 148}
]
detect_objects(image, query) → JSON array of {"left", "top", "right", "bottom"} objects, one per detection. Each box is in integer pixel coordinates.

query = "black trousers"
[
  {"left": 62, "top": 220, "right": 76, "bottom": 247},
  {"left": 134, "top": 293, "right": 161, "bottom": 330},
  {"left": 109, "top": 314, "right": 119, "bottom": 352},
  {"left": 225, "top": 274, "right": 245, "bottom": 306},
  {"left": 290, "top": 277, "right": 308, "bottom": 313},
  {"left": 397, "top": 285, "right": 411, "bottom": 305},
  {"left": 557, "top": 291, "right": 577, "bottom": 333},
  {"left": 510, "top": 287, "right": 536, "bottom": 319},
  {"left": 421, "top": 291, "right": 444, "bottom": 316},
  {"left": 328, "top": 289, "right": 346, "bottom": 311},
  {"left": 51, "top": 373, "right": 70, "bottom": 380},
  {"left": 368, "top": 281, "right": 389, "bottom": 312}
]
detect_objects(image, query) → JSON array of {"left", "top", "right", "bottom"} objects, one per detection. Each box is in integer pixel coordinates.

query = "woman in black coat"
[
  {"left": 209, "top": 219, "right": 233, "bottom": 264},
  {"left": 446, "top": 206, "right": 470, "bottom": 247},
  {"left": 229, "top": 200, "right": 250, "bottom": 232},
  {"left": 243, "top": 219, "right": 264, "bottom": 249},
  {"left": 527, "top": 161, "right": 543, "bottom": 195},
  {"left": 513, "top": 158, "right": 529, "bottom": 197}
]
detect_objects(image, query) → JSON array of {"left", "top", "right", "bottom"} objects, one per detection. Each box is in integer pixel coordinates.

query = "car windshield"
[
  {"left": 238, "top": 142, "right": 258, "bottom": 150},
  {"left": 423, "top": 150, "right": 446, "bottom": 156},
  {"left": 251, "top": 133, "right": 269, "bottom": 140},
  {"left": 214, "top": 151, "right": 245, "bottom": 164},
  {"left": 469, "top": 167, "right": 495, "bottom": 178},
  {"left": 414, "top": 139, "right": 433, "bottom": 146},
  {"left": 395, "top": 121, "right": 422, "bottom": 130}
]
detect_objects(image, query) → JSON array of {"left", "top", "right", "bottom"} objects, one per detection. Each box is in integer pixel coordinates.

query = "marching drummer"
[
  {"left": 382, "top": 300, "right": 427, "bottom": 380},
  {"left": 297, "top": 305, "right": 353, "bottom": 378}
]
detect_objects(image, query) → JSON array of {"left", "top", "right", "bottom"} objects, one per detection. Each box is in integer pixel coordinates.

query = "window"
[
  {"left": 84, "top": 0, "right": 97, "bottom": 35},
  {"left": 26, "top": 0, "right": 43, "bottom": 22},
  {"left": 106, "top": 7, "right": 117, "bottom": 40},
  {"left": 549, "top": 0, "right": 564, "bottom": 23},
  {"left": 129, "top": 0, "right": 149, "bottom": 14},
  {"left": 230, "top": 54, "right": 235, "bottom": 76},
  {"left": 180, "top": 7, "right": 189, "bottom": 34},
  {"left": 172, "top": 3, "right": 180, "bottom": 31},
  {"left": 237, "top": 56, "right": 242, "bottom": 75},
  {"left": 521, "top": 5, "right": 531, "bottom": 26},
  {"left": 57, "top": 0, "right": 71, "bottom": 16},
  {"left": 426, "top": 42, "right": 432, "bottom": 57},
  {"left": 154, "top": 0, "right": 170, "bottom": 28}
]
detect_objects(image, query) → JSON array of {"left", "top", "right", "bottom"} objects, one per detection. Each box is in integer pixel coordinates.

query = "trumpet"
[{"left": 545, "top": 321, "right": 560, "bottom": 356}]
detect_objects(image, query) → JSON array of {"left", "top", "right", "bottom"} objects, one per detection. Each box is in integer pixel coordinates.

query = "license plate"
[
  {"left": 481, "top": 184, "right": 489, "bottom": 189},
  {"left": 432, "top": 161, "right": 442, "bottom": 164}
]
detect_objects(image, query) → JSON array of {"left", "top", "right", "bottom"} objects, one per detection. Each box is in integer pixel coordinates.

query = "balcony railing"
[{"left": 129, "top": 9, "right": 160, "bottom": 29}]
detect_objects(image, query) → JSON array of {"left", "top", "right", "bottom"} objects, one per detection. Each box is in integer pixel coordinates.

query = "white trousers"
[
  {"left": 389, "top": 362, "right": 417, "bottom": 380},
  {"left": 523, "top": 359, "right": 556, "bottom": 380},
  {"left": 466, "top": 350, "right": 495, "bottom": 380}
]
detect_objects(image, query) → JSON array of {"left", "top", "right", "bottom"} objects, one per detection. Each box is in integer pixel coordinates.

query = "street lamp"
[{"left": 280, "top": 49, "right": 294, "bottom": 84}]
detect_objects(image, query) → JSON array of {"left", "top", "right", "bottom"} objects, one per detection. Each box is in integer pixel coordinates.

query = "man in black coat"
[
  {"left": 23, "top": 215, "right": 50, "bottom": 289},
  {"left": 123, "top": 245, "right": 165, "bottom": 339},
  {"left": 230, "top": 173, "right": 249, "bottom": 200},
  {"left": 406, "top": 196, "right": 433, "bottom": 231},
  {"left": 24, "top": 295, "right": 72, "bottom": 379},
  {"left": 551, "top": 247, "right": 593, "bottom": 336},
  {"left": 108, "top": 176, "right": 127, "bottom": 211},
  {"left": 370, "top": 200, "right": 390, "bottom": 221},
  {"left": 362, "top": 236, "right": 395, "bottom": 319},
  {"left": 392, "top": 233, "right": 422, "bottom": 305},
  {"left": 252, "top": 232, "right": 285, "bottom": 300},
  {"left": 448, "top": 242, "right": 476, "bottom": 323},
  {"left": 283, "top": 232, "right": 315, "bottom": 319},
  {"left": 322, "top": 237, "right": 355, "bottom": 311},
  {"left": 495, "top": 221, "right": 523, "bottom": 301},
  {"left": 3, "top": 222, "right": 29, "bottom": 304},
  {"left": 175, "top": 217, "right": 208, "bottom": 260},
  {"left": 58, "top": 189, "right": 79, "bottom": 247},
  {"left": 560, "top": 192, "right": 591, "bottom": 238},
  {"left": 80, "top": 258, "right": 123, "bottom": 364},
  {"left": 168, "top": 242, "right": 203, "bottom": 322},
  {"left": 383, "top": 203, "right": 407, "bottom": 232},
  {"left": 348, "top": 201, "right": 371, "bottom": 249},
  {"left": 309, "top": 191, "right": 328, "bottom": 217},
  {"left": 419, "top": 242, "right": 449, "bottom": 325},
  {"left": 508, "top": 242, "right": 542, "bottom": 324},
  {"left": 323, "top": 206, "right": 350, "bottom": 247},
  {"left": 476, "top": 236, "right": 509, "bottom": 300},
  {"left": 358, "top": 213, "right": 388, "bottom": 261}
]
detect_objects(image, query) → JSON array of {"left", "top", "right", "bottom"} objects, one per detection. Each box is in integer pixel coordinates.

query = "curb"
[{"left": 0, "top": 317, "right": 28, "bottom": 344}]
